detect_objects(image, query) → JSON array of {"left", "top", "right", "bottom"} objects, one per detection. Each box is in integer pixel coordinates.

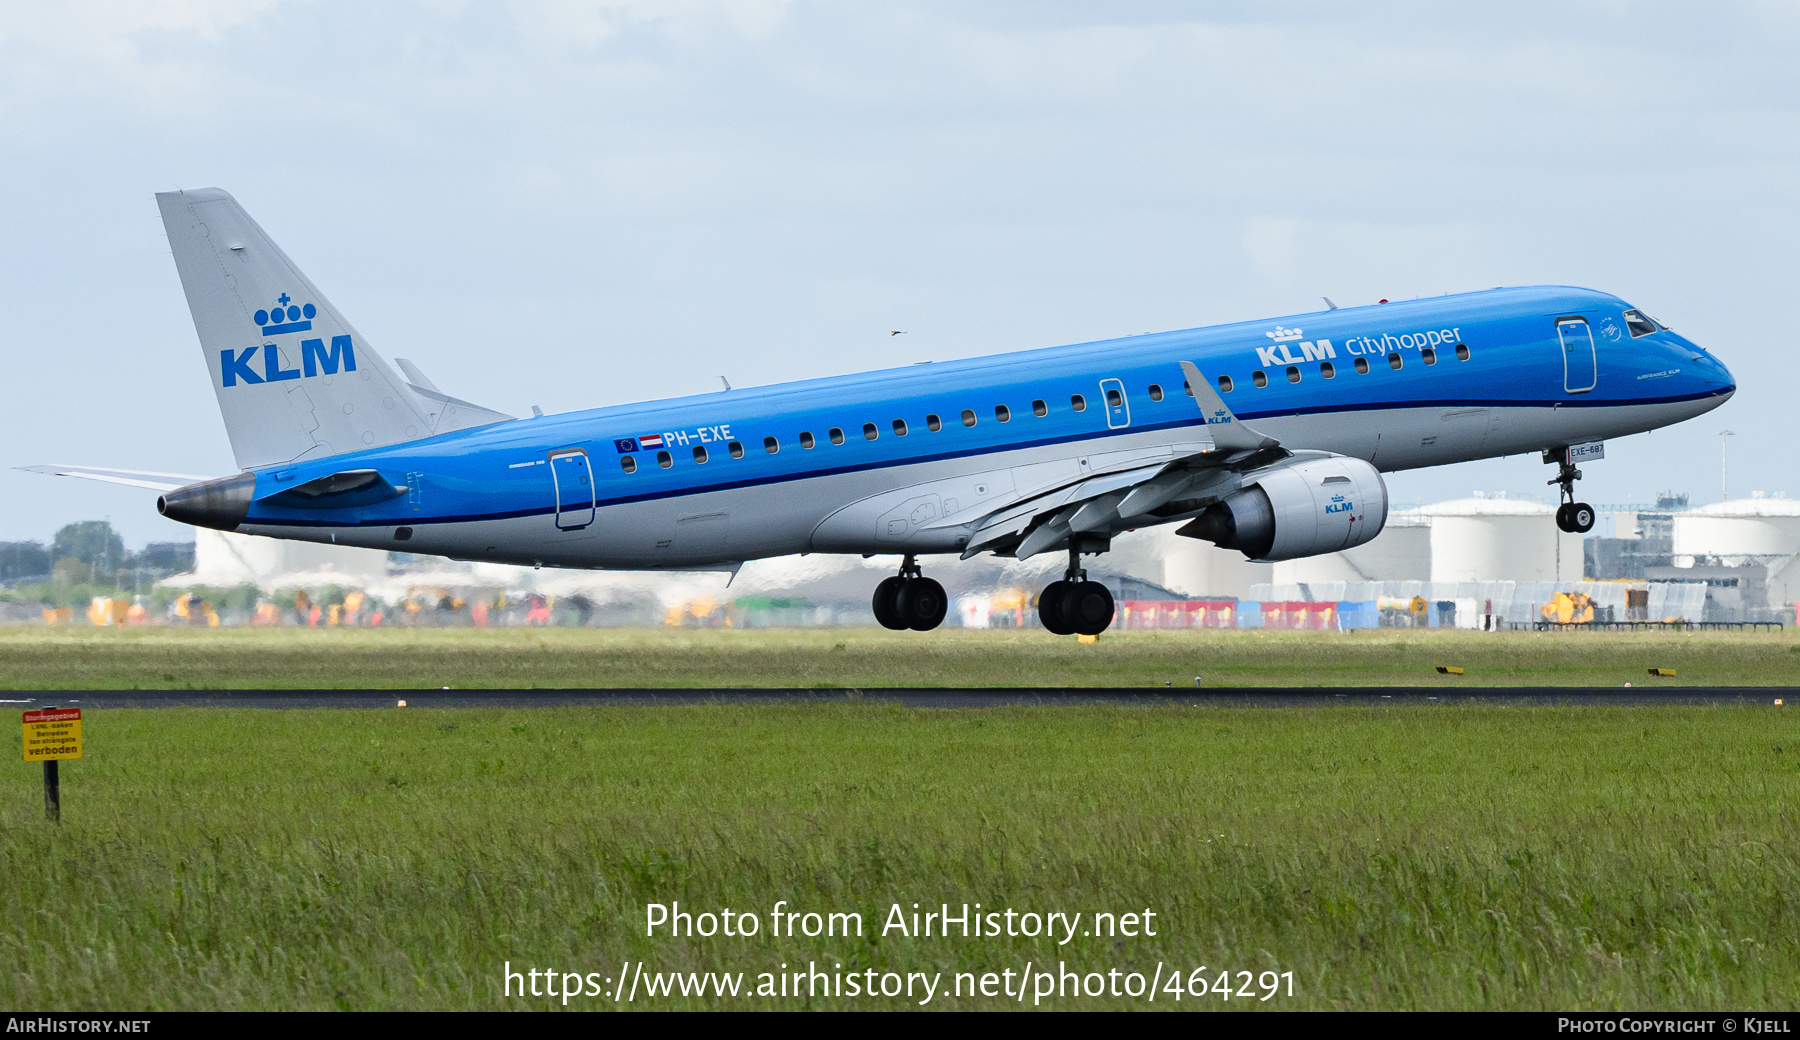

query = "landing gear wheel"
[
  {"left": 1038, "top": 580, "right": 1075, "bottom": 635},
  {"left": 872, "top": 576, "right": 907, "bottom": 630},
  {"left": 1555, "top": 503, "right": 1575, "bottom": 532},
  {"left": 1064, "top": 581, "right": 1116, "bottom": 635},
  {"left": 1568, "top": 502, "right": 1595, "bottom": 533},
  {"left": 894, "top": 577, "right": 948, "bottom": 631}
]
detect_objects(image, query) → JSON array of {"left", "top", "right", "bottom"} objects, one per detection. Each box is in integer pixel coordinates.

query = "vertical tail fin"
[{"left": 156, "top": 188, "right": 510, "bottom": 471}]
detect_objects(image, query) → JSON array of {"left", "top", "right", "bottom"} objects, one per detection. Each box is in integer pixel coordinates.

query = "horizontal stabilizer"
[{"left": 17, "top": 464, "right": 214, "bottom": 492}]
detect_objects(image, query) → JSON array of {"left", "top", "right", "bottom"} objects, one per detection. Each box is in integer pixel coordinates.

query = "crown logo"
[
  {"left": 1265, "top": 326, "right": 1303, "bottom": 342},
  {"left": 254, "top": 293, "right": 316, "bottom": 336}
]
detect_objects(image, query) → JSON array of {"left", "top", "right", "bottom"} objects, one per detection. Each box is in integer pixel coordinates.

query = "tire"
[
  {"left": 1555, "top": 503, "right": 1575, "bottom": 533},
  {"left": 1570, "top": 502, "right": 1596, "bottom": 533},
  {"left": 895, "top": 577, "right": 948, "bottom": 631},
  {"left": 1038, "top": 580, "right": 1075, "bottom": 635},
  {"left": 1066, "top": 581, "right": 1116, "bottom": 635},
  {"left": 872, "top": 576, "right": 907, "bottom": 630}
]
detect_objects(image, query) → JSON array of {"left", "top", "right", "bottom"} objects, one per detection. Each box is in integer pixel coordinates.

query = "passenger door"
[
  {"left": 1557, "top": 318, "right": 1597, "bottom": 394},
  {"left": 550, "top": 450, "right": 595, "bottom": 530}
]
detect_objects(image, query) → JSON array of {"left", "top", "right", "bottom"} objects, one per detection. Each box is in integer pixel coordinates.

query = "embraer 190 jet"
[{"left": 27, "top": 189, "right": 1735, "bottom": 634}]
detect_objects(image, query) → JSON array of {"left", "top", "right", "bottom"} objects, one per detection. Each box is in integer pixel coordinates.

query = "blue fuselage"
[{"left": 237, "top": 285, "right": 1733, "bottom": 567}]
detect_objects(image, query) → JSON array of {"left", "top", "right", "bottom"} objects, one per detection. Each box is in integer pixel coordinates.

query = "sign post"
[{"left": 22, "top": 707, "right": 81, "bottom": 823}]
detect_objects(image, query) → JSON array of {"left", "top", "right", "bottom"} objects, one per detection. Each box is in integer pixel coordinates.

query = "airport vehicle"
[{"left": 27, "top": 189, "right": 1736, "bottom": 634}]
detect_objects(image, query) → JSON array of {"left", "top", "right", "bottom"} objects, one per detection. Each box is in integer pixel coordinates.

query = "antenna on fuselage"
[
  {"left": 1322, "top": 297, "right": 1338, "bottom": 310},
  {"left": 720, "top": 376, "right": 732, "bottom": 391}
]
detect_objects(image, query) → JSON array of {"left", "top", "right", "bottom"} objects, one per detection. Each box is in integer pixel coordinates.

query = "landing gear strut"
[
  {"left": 1037, "top": 539, "right": 1115, "bottom": 636},
  {"left": 872, "top": 554, "right": 948, "bottom": 631},
  {"left": 1545, "top": 447, "right": 1596, "bottom": 534}
]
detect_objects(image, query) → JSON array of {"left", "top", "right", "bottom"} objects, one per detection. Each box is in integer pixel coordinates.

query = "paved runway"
[{"left": 1, "top": 687, "right": 1793, "bottom": 709}]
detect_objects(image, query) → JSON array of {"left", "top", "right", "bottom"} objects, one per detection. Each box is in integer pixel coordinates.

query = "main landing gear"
[
  {"left": 873, "top": 555, "right": 948, "bottom": 631},
  {"left": 1545, "top": 447, "right": 1596, "bottom": 534},
  {"left": 1037, "top": 540, "right": 1115, "bottom": 636}
]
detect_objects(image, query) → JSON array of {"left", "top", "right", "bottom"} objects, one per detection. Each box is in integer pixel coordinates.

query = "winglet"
[{"left": 1179, "top": 361, "right": 1279, "bottom": 452}]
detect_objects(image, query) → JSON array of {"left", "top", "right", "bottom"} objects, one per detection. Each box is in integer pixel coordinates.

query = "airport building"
[{"left": 24, "top": 489, "right": 1798, "bottom": 629}]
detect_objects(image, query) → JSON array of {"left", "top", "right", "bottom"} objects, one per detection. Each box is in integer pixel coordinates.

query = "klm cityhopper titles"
[{"left": 26, "top": 189, "right": 1735, "bottom": 635}]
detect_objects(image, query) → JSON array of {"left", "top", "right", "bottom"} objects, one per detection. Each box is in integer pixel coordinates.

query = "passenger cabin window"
[
  {"left": 693, "top": 445, "right": 708, "bottom": 463},
  {"left": 1421, "top": 347, "right": 1437, "bottom": 365},
  {"left": 764, "top": 435, "right": 780, "bottom": 454},
  {"left": 657, "top": 450, "right": 673, "bottom": 469},
  {"left": 1354, "top": 357, "right": 1370, "bottom": 374},
  {"left": 728, "top": 440, "right": 745, "bottom": 458},
  {"left": 828, "top": 427, "right": 845, "bottom": 445},
  {"left": 799, "top": 431, "right": 816, "bottom": 449},
  {"left": 1070, "top": 394, "right": 1086, "bottom": 411},
  {"left": 620, "top": 455, "right": 637, "bottom": 474},
  {"left": 863, "top": 422, "right": 879, "bottom": 440},
  {"left": 1454, "top": 343, "right": 1470, "bottom": 361},
  {"left": 1252, "top": 370, "right": 1268, "bottom": 388},
  {"left": 1185, "top": 380, "right": 1195, "bottom": 396},
  {"left": 1105, "top": 388, "right": 1123, "bottom": 408},
  {"left": 1285, "top": 366, "right": 1301, "bottom": 384},
  {"left": 1032, "top": 399, "right": 1048, "bottom": 416},
  {"left": 1387, "top": 352, "right": 1403, "bottom": 370},
  {"left": 995, "top": 404, "right": 1011, "bottom": 422},
  {"left": 961, "top": 409, "right": 977, "bottom": 427},
  {"left": 1216, "top": 375, "right": 1233, "bottom": 393},
  {"left": 1320, "top": 361, "right": 1335, "bottom": 378},
  {"left": 1623, "top": 310, "right": 1658, "bottom": 337},
  {"left": 893, "top": 418, "right": 908, "bottom": 436},
  {"left": 1148, "top": 384, "right": 1164, "bottom": 402},
  {"left": 926, "top": 414, "right": 942, "bottom": 432}
]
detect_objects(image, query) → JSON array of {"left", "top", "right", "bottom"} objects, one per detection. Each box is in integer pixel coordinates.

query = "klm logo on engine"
[
  {"left": 1256, "top": 326, "right": 1336, "bottom": 368},
  {"left": 1325, "top": 493, "right": 1354, "bottom": 514},
  {"left": 220, "top": 293, "right": 356, "bottom": 387}
]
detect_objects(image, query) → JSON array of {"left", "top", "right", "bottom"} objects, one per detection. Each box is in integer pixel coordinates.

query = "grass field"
[
  {"left": 2, "top": 702, "right": 1798, "bottom": 1010},
  {"left": 2, "top": 629, "right": 1797, "bottom": 1010},
  {"left": 1, "top": 625, "right": 1798, "bottom": 688}
]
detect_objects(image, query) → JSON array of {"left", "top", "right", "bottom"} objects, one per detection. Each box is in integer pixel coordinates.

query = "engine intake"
[{"left": 1177, "top": 457, "right": 1387, "bottom": 562}]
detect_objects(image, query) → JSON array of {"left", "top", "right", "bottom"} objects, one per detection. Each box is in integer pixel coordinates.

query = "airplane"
[{"left": 25, "top": 188, "right": 1736, "bottom": 635}]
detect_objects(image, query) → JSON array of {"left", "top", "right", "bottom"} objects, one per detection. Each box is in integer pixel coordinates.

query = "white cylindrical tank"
[
  {"left": 170, "top": 528, "right": 391, "bottom": 587},
  {"left": 1672, "top": 494, "right": 1800, "bottom": 559},
  {"left": 1156, "top": 528, "right": 1273, "bottom": 598},
  {"left": 1273, "top": 518, "right": 1431, "bottom": 584},
  {"left": 1407, "top": 495, "right": 1583, "bottom": 583}
]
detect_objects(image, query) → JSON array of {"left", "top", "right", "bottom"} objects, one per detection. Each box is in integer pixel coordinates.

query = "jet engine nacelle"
[{"left": 1178, "top": 457, "right": 1388, "bottom": 562}]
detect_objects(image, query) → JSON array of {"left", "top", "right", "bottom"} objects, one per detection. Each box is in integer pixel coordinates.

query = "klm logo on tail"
[{"left": 221, "top": 293, "right": 355, "bottom": 387}]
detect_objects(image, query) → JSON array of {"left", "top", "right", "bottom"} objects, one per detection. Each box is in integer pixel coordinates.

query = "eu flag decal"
[{"left": 614, "top": 438, "right": 639, "bottom": 453}]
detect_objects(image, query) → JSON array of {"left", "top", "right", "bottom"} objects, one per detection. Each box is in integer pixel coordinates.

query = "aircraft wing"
[
  {"left": 17, "top": 464, "right": 214, "bottom": 492},
  {"left": 957, "top": 362, "right": 1290, "bottom": 559}
]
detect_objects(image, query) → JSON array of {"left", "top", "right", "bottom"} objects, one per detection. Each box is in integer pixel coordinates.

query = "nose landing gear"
[
  {"left": 1037, "top": 540, "right": 1115, "bottom": 636},
  {"left": 1545, "top": 447, "right": 1596, "bottom": 533},
  {"left": 872, "top": 555, "right": 948, "bottom": 631}
]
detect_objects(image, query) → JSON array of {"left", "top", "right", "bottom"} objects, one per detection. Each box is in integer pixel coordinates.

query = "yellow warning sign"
[{"left": 22, "top": 708, "right": 81, "bottom": 762}]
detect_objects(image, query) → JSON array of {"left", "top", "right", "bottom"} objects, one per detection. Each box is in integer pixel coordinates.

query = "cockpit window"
[{"left": 1623, "top": 309, "right": 1658, "bottom": 338}]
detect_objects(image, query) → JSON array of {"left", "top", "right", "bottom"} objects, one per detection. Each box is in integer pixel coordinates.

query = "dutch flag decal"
[{"left": 639, "top": 434, "right": 665, "bottom": 450}]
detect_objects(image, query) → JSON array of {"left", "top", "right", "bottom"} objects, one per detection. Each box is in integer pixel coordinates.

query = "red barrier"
[{"left": 1116, "top": 600, "right": 1238, "bottom": 629}]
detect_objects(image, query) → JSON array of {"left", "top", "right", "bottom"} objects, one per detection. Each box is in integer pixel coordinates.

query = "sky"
[{"left": 1, "top": 0, "right": 1796, "bottom": 547}]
